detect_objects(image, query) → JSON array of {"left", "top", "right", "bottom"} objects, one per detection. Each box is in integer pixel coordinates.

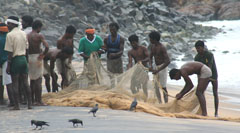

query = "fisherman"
[{"left": 27, "top": 20, "right": 49, "bottom": 105}]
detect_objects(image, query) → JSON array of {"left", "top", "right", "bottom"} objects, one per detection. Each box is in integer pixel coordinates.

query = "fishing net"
[{"left": 43, "top": 52, "right": 202, "bottom": 116}]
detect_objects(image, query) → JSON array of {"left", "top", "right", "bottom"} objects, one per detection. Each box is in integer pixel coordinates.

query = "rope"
[{"left": 153, "top": 75, "right": 176, "bottom": 98}]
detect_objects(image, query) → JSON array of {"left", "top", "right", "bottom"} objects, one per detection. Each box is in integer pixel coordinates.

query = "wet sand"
[{"left": 0, "top": 105, "right": 240, "bottom": 133}]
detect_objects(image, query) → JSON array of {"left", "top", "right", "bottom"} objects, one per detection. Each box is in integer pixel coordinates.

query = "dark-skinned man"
[
  {"left": 194, "top": 40, "right": 219, "bottom": 117},
  {"left": 4, "top": 16, "right": 32, "bottom": 110},
  {"left": 43, "top": 47, "right": 73, "bottom": 92},
  {"left": 56, "top": 25, "right": 76, "bottom": 89},
  {"left": 169, "top": 62, "right": 212, "bottom": 116},
  {"left": 127, "top": 34, "right": 149, "bottom": 98},
  {"left": 149, "top": 31, "right": 170, "bottom": 104},
  {"left": 27, "top": 20, "right": 49, "bottom": 105}
]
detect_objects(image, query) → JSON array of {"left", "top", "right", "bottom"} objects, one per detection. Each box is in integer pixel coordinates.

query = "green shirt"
[
  {"left": 0, "top": 33, "right": 8, "bottom": 66},
  {"left": 194, "top": 50, "right": 218, "bottom": 79},
  {"left": 78, "top": 35, "right": 103, "bottom": 62}
]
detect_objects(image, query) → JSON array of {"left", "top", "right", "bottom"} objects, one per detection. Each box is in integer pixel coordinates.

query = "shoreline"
[{"left": 166, "top": 84, "right": 240, "bottom": 118}]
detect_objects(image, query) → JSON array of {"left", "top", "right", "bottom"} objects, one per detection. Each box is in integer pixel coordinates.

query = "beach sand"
[{"left": 1, "top": 61, "right": 240, "bottom": 132}]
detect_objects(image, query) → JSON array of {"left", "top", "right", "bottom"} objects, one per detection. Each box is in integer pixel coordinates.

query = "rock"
[{"left": 217, "top": 2, "right": 240, "bottom": 20}]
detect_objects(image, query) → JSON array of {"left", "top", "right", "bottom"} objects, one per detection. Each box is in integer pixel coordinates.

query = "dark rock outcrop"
[
  {"left": 170, "top": 0, "right": 240, "bottom": 21},
  {"left": 0, "top": 0, "right": 221, "bottom": 68}
]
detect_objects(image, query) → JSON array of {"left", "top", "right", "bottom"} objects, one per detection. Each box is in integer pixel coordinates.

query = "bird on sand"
[
  {"left": 88, "top": 104, "right": 98, "bottom": 117},
  {"left": 129, "top": 98, "right": 138, "bottom": 111},
  {"left": 69, "top": 119, "right": 83, "bottom": 127},
  {"left": 31, "top": 120, "right": 49, "bottom": 130}
]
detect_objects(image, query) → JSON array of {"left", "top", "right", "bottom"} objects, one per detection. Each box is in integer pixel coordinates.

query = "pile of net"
[{"left": 42, "top": 53, "right": 240, "bottom": 122}]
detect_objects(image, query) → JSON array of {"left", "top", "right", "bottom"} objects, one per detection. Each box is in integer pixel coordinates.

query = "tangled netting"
[{"left": 42, "top": 53, "right": 240, "bottom": 122}]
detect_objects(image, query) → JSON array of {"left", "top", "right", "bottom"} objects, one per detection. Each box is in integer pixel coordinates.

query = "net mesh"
[{"left": 42, "top": 52, "right": 240, "bottom": 122}]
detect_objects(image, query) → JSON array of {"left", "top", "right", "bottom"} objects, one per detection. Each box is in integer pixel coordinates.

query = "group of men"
[
  {"left": 0, "top": 16, "right": 218, "bottom": 117},
  {"left": 77, "top": 22, "right": 219, "bottom": 117},
  {"left": 0, "top": 16, "right": 75, "bottom": 110}
]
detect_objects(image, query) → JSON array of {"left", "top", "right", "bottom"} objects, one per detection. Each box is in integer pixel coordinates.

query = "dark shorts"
[{"left": 11, "top": 56, "right": 28, "bottom": 75}]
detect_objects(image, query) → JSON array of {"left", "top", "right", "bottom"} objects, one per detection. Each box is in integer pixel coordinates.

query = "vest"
[{"left": 107, "top": 34, "right": 120, "bottom": 54}]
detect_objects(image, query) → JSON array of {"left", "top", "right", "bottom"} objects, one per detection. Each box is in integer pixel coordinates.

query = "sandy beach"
[{"left": 1, "top": 61, "right": 240, "bottom": 133}]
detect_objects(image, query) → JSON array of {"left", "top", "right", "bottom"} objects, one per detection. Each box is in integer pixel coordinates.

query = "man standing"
[
  {"left": 4, "top": 16, "right": 32, "bottom": 110},
  {"left": 43, "top": 47, "right": 73, "bottom": 92},
  {"left": 21, "top": 15, "right": 33, "bottom": 34},
  {"left": 27, "top": 20, "right": 49, "bottom": 105},
  {"left": 127, "top": 34, "right": 149, "bottom": 97},
  {"left": 169, "top": 62, "right": 212, "bottom": 116},
  {"left": 0, "top": 23, "right": 13, "bottom": 106},
  {"left": 56, "top": 25, "right": 76, "bottom": 88},
  {"left": 194, "top": 40, "right": 219, "bottom": 117},
  {"left": 103, "top": 22, "right": 124, "bottom": 74},
  {"left": 149, "top": 31, "right": 170, "bottom": 103},
  {"left": 78, "top": 27, "right": 103, "bottom": 62}
]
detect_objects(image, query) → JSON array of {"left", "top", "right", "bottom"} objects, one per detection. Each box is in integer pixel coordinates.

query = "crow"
[
  {"left": 88, "top": 104, "right": 98, "bottom": 117},
  {"left": 31, "top": 120, "right": 49, "bottom": 130},
  {"left": 129, "top": 98, "right": 138, "bottom": 111},
  {"left": 69, "top": 119, "right": 83, "bottom": 127}
]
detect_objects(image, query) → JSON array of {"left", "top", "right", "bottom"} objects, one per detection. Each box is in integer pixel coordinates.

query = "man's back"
[
  {"left": 28, "top": 31, "right": 43, "bottom": 54},
  {"left": 5, "top": 27, "right": 28, "bottom": 57},
  {"left": 180, "top": 62, "right": 204, "bottom": 76}
]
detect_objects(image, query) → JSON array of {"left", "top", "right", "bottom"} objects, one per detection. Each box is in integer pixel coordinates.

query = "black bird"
[
  {"left": 69, "top": 119, "right": 83, "bottom": 127},
  {"left": 129, "top": 98, "right": 138, "bottom": 111},
  {"left": 88, "top": 104, "right": 98, "bottom": 117},
  {"left": 31, "top": 120, "right": 49, "bottom": 130}
]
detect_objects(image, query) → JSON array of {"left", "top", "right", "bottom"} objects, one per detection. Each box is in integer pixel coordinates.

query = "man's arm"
[
  {"left": 127, "top": 51, "right": 133, "bottom": 69},
  {"left": 6, "top": 52, "right": 13, "bottom": 74},
  {"left": 176, "top": 71, "right": 194, "bottom": 100},
  {"left": 50, "top": 59, "right": 57, "bottom": 84},
  {"left": 206, "top": 52, "right": 214, "bottom": 69},
  {"left": 57, "top": 39, "right": 62, "bottom": 49},
  {"left": 39, "top": 35, "right": 49, "bottom": 60},
  {"left": 108, "top": 37, "right": 124, "bottom": 59},
  {"left": 149, "top": 47, "right": 153, "bottom": 70}
]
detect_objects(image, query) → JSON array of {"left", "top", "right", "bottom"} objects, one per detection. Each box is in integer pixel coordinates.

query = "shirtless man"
[
  {"left": 127, "top": 34, "right": 149, "bottom": 97},
  {"left": 57, "top": 25, "right": 76, "bottom": 88},
  {"left": 27, "top": 20, "right": 49, "bottom": 105},
  {"left": 43, "top": 47, "right": 73, "bottom": 92},
  {"left": 169, "top": 62, "right": 212, "bottom": 116},
  {"left": 149, "top": 31, "right": 170, "bottom": 103}
]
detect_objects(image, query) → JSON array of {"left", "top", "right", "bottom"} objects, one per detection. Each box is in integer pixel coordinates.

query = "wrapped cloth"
[{"left": 28, "top": 54, "right": 43, "bottom": 80}]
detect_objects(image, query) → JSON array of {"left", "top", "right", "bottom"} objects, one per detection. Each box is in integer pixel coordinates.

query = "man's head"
[
  {"left": 85, "top": 27, "right": 95, "bottom": 41},
  {"left": 0, "top": 23, "right": 9, "bottom": 34},
  {"left": 169, "top": 69, "right": 181, "bottom": 80},
  {"left": 149, "top": 31, "right": 161, "bottom": 44},
  {"left": 65, "top": 25, "right": 76, "bottom": 38},
  {"left": 21, "top": 15, "right": 33, "bottom": 29},
  {"left": 195, "top": 40, "right": 205, "bottom": 54},
  {"left": 6, "top": 16, "right": 19, "bottom": 31},
  {"left": 128, "top": 34, "right": 139, "bottom": 49},
  {"left": 61, "top": 46, "right": 74, "bottom": 59},
  {"left": 109, "top": 22, "right": 119, "bottom": 35},
  {"left": 32, "top": 20, "right": 43, "bottom": 33}
]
